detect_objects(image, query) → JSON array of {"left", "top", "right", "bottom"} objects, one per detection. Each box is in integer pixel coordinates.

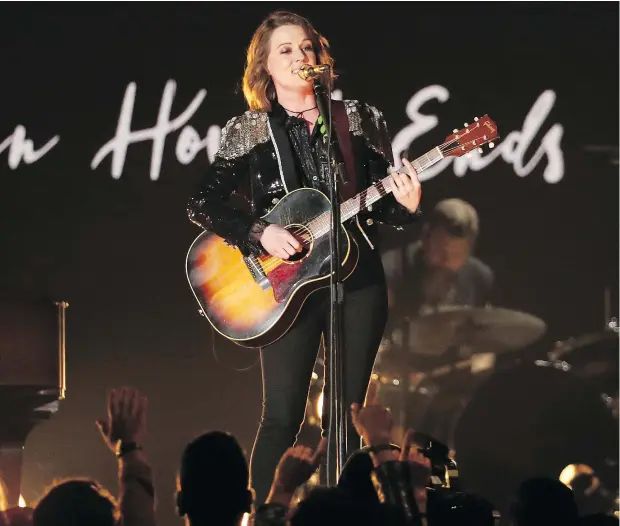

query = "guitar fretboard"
[{"left": 306, "top": 146, "right": 443, "bottom": 238}]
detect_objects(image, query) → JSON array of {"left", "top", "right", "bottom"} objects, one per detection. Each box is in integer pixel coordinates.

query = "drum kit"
[
  {"left": 369, "top": 305, "right": 619, "bottom": 515},
  {"left": 298, "top": 303, "right": 618, "bottom": 518}
]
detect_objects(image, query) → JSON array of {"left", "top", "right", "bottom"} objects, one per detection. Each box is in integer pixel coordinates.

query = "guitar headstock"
[{"left": 442, "top": 115, "right": 499, "bottom": 157}]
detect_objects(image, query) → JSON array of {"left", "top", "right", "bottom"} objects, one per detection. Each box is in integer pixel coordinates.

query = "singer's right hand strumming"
[{"left": 260, "top": 224, "right": 302, "bottom": 259}]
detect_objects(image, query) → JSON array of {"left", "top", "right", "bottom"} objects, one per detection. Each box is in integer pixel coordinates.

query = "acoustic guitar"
[{"left": 186, "top": 116, "right": 499, "bottom": 347}]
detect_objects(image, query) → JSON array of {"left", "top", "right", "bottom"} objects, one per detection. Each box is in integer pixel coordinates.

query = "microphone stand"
[{"left": 311, "top": 72, "right": 347, "bottom": 486}]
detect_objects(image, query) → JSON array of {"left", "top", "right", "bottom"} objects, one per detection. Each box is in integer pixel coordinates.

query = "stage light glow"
[
  {"left": 316, "top": 392, "right": 324, "bottom": 420},
  {"left": 18, "top": 494, "right": 26, "bottom": 508},
  {"left": 559, "top": 463, "right": 597, "bottom": 491}
]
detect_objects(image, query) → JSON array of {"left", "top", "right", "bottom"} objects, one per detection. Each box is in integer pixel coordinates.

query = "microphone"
[{"left": 297, "top": 64, "right": 330, "bottom": 80}]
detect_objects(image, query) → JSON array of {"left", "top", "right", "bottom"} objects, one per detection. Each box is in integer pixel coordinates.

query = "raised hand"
[
  {"left": 96, "top": 386, "right": 148, "bottom": 452},
  {"left": 351, "top": 381, "right": 394, "bottom": 447},
  {"left": 270, "top": 437, "right": 328, "bottom": 496}
]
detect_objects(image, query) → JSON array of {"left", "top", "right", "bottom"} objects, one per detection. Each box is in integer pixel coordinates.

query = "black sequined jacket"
[{"left": 187, "top": 100, "right": 421, "bottom": 257}]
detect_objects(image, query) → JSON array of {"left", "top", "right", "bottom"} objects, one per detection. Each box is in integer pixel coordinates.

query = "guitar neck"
[{"left": 341, "top": 146, "right": 443, "bottom": 222}]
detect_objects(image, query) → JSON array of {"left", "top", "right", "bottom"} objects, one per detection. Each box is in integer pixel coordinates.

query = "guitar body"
[{"left": 186, "top": 188, "right": 359, "bottom": 348}]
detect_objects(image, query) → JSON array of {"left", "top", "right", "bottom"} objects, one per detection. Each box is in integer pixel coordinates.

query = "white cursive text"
[
  {"left": 391, "top": 86, "right": 564, "bottom": 183},
  {"left": 0, "top": 126, "right": 59, "bottom": 169},
  {"left": 2, "top": 80, "right": 565, "bottom": 184},
  {"left": 91, "top": 80, "right": 219, "bottom": 180}
]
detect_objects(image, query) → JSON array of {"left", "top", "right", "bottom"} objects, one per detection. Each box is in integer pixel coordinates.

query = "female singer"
[{"left": 187, "top": 10, "right": 422, "bottom": 504}]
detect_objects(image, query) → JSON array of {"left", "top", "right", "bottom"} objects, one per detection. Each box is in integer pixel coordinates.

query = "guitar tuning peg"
[
  {"left": 489, "top": 142, "right": 495, "bottom": 149},
  {"left": 453, "top": 129, "right": 458, "bottom": 133},
  {"left": 477, "top": 147, "right": 483, "bottom": 154},
  {"left": 464, "top": 123, "right": 469, "bottom": 127},
  {"left": 474, "top": 117, "right": 479, "bottom": 122}
]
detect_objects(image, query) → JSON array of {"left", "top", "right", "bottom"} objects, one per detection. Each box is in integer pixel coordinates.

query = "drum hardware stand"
[{"left": 603, "top": 287, "right": 618, "bottom": 332}]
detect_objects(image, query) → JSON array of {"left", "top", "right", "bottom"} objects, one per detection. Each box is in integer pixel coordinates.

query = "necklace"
[{"left": 281, "top": 104, "right": 318, "bottom": 120}]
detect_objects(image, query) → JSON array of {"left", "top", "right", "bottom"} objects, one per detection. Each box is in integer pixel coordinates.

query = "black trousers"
[{"left": 249, "top": 255, "right": 388, "bottom": 505}]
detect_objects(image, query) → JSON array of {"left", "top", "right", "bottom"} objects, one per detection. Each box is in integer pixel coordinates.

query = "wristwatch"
[{"left": 115, "top": 441, "right": 143, "bottom": 458}]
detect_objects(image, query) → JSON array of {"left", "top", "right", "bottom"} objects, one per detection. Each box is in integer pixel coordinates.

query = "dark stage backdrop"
[{"left": 0, "top": 2, "right": 617, "bottom": 522}]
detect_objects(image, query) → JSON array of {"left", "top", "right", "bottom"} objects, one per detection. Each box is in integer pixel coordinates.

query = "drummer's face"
[{"left": 424, "top": 226, "right": 471, "bottom": 272}]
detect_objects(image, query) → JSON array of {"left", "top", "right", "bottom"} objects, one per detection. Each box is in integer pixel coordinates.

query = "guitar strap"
[
  {"left": 331, "top": 100, "right": 358, "bottom": 201},
  {"left": 268, "top": 114, "right": 302, "bottom": 193}
]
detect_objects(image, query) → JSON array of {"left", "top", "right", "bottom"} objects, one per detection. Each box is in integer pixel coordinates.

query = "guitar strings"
[
  {"left": 257, "top": 138, "right": 483, "bottom": 272},
  {"left": 275, "top": 130, "right": 487, "bottom": 243},
  {"left": 255, "top": 136, "right": 487, "bottom": 273}
]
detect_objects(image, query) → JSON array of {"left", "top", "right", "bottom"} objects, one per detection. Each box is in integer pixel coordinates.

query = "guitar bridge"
[{"left": 244, "top": 255, "right": 271, "bottom": 291}]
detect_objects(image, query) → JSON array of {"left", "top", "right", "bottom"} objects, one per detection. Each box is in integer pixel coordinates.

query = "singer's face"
[{"left": 266, "top": 25, "right": 317, "bottom": 93}]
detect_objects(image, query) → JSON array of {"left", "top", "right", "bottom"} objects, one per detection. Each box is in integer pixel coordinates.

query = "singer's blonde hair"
[{"left": 242, "top": 11, "right": 337, "bottom": 112}]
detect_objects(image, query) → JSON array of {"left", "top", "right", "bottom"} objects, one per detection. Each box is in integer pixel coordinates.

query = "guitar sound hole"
[{"left": 284, "top": 224, "right": 312, "bottom": 263}]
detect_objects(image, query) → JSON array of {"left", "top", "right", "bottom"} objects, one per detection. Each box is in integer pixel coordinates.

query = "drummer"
[{"left": 382, "top": 198, "right": 494, "bottom": 347}]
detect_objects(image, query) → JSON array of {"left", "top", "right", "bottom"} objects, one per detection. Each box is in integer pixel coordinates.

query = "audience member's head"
[
  {"left": 33, "top": 479, "right": 116, "bottom": 526},
  {"left": 512, "top": 477, "right": 578, "bottom": 526},
  {"left": 176, "top": 431, "right": 252, "bottom": 525},
  {"left": 429, "top": 490, "right": 496, "bottom": 526},
  {"left": 290, "top": 486, "right": 383, "bottom": 526},
  {"left": 570, "top": 473, "right": 618, "bottom": 518},
  {"left": 577, "top": 514, "right": 619, "bottom": 526}
]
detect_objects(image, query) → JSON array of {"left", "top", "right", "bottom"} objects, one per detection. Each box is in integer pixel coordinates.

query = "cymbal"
[{"left": 404, "top": 306, "right": 547, "bottom": 357}]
